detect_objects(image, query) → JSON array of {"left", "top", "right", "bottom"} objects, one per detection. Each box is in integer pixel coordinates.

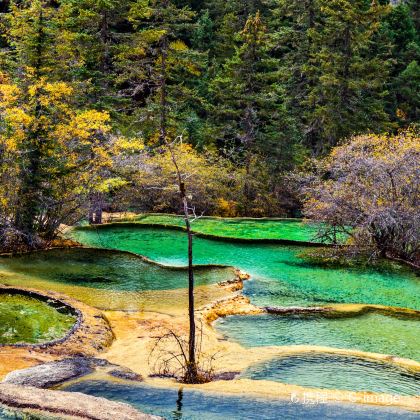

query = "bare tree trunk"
[
  {"left": 154, "top": 18, "right": 198, "bottom": 379},
  {"left": 181, "top": 182, "right": 198, "bottom": 383},
  {"left": 159, "top": 37, "right": 168, "bottom": 145},
  {"left": 166, "top": 139, "right": 199, "bottom": 383},
  {"left": 88, "top": 192, "right": 104, "bottom": 225},
  {"left": 155, "top": 24, "right": 198, "bottom": 381}
]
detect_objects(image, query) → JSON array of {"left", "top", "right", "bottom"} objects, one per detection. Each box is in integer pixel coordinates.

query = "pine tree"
[
  {"left": 118, "top": 0, "right": 204, "bottom": 145},
  {"left": 310, "top": 0, "right": 392, "bottom": 151},
  {"left": 210, "top": 12, "right": 300, "bottom": 212},
  {"left": 272, "top": 0, "right": 319, "bottom": 152},
  {"left": 59, "top": 0, "right": 132, "bottom": 117},
  {"left": 205, "top": 0, "right": 274, "bottom": 63},
  {"left": 381, "top": 1, "right": 420, "bottom": 125},
  {"left": 192, "top": 10, "right": 215, "bottom": 54},
  {"left": 276, "top": 0, "right": 392, "bottom": 154}
]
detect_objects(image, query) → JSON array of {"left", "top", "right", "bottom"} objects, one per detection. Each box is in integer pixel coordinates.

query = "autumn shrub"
[
  {"left": 124, "top": 143, "right": 240, "bottom": 215},
  {"left": 300, "top": 129, "right": 419, "bottom": 265}
]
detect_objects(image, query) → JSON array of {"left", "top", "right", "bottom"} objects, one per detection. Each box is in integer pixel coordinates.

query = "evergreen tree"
[
  {"left": 192, "top": 10, "right": 214, "bottom": 53},
  {"left": 381, "top": 1, "right": 420, "bottom": 125},
  {"left": 394, "top": 59, "right": 420, "bottom": 123},
  {"left": 272, "top": 0, "right": 319, "bottom": 152},
  {"left": 118, "top": 0, "right": 204, "bottom": 145},
  {"left": 276, "top": 0, "right": 391, "bottom": 154},
  {"left": 59, "top": 0, "right": 132, "bottom": 117},
  {"left": 310, "top": 0, "right": 392, "bottom": 151},
  {"left": 210, "top": 12, "right": 300, "bottom": 212},
  {"left": 205, "top": 0, "right": 274, "bottom": 63}
]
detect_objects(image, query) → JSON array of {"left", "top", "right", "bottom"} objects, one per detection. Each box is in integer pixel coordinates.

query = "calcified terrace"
[{"left": 0, "top": 216, "right": 418, "bottom": 416}]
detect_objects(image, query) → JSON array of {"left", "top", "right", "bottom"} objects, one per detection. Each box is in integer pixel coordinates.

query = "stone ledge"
[{"left": 0, "top": 383, "right": 162, "bottom": 420}]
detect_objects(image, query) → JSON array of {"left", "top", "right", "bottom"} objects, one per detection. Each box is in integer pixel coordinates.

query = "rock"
[
  {"left": 212, "top": 371, "right": 240, "bottom": 381},
  {"left": 108, "top": 367, "right": 143, "bottom": 381},
  {"left": 265, "top": 306, "right": 332, "bottom": 314},
  {"left": 0, "top": 383, "right": 162, "bottom": 420},
  {"left": 3, "top": 357, "right": 144, "bottom": 389},
  {"left": 3, "top": 357, "right": 95, "bottom": 388}
]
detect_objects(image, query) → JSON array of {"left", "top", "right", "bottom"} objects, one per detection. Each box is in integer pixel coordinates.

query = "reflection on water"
[
  {"left": 63, "top": 380, "right": 420, "bottom": 420},
  {"left": 215, "top": 312, "right": 420, "bottom": 361},
  {"left": 70, "top": 226, "right": 420, "bottom": 310},
  {"left": 242, "top": 354, "right": 420, "bottom": 396}
]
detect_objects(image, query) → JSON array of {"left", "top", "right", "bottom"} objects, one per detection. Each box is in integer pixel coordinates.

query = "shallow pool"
[
  {"left": 242, "top": 354, "right": 420, "bottom": 396},
  {"left": 124, "top": 214, "right": 325, "bottom": 242},
  {"left": 0, "top": 248, "right": 234, "bottom": 292},
  {"left": 0, "top": 248, "right": 234, "bottom": 311},
  {"left": 70, "top": 226, "right": 420, "bottom": 310},
  {"left": 215, "top": 312, "right": 420, "bottom": 361},
  {"left": 63, "top": 380, "right": 420, "bottom": 419},
  {"left": 0, "top": 406, "right": 31, "bottom": 420},
  {"left": 0, "top": 292, "right": 76, "bottom": 345}
]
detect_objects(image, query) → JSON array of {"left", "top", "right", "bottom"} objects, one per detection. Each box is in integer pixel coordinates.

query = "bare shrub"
[
  {"left": 298, "top": 129, "right": 419, "bottom": 266},
  {"left": 148, "top": 323, "right": 218, "bottom": 384}
]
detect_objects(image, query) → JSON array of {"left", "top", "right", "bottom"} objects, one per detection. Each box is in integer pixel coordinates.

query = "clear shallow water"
[
  {"left": 126, "top": 214, "right": 324, "bottom": 242},
  {"left": 0, "top": 292, "right": 76, "bottom": 345},
  {"left": 0, "top": 406, "right": 53, "bottom": 420},
  {"left": 215, "top": 313, "right": 420, "bottom": 361},
  {"left": 0, "top": 406, "right": 32, "bottom": 419},
  {"left": 242, "top": 354, "right": 420, "bottom": 396},
  {"left": 63, "top": 380, "right": 420, "bottom": 420},
  {"left": 70, "top": 226, "right": 420, "bottom": 310},
  {"left": 0, "top": 248, "right": 234, "bottom": 292}
]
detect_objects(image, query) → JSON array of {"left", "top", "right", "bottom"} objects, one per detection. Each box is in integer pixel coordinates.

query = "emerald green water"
[
  {"left": 108, "top": 214, "right": 324, "bottom": 242},
  {"left": 215, "top": 313, "right": 420, "bottom": 361},
  {"left": 1, "top": 222, "right": 419, "bottom": 412},
  {"left": 0, "top": 220, "right": 418, "bottom": 415},
  {"left": 242, "top": 354, "right": 420, "bottom": 396},
  {"left": 0, "top": 248, "right": 234, "bottom": 292},
  {"left": 0, "top": 292, "right": 76, "bottom": 345},
  {"left": 70, "top": 226, "right": 420, "bottom": 310}
]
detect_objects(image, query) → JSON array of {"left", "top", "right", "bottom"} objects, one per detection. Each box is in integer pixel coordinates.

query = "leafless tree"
[
  {"left": 298, "top": 130, "right": 419, "bottom": 267},
  {"left": 164, "top": 133, "right": 202, "bottom": 383}
]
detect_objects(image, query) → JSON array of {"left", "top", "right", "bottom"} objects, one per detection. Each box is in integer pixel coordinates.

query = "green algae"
[
  {"left": 215, "top": 312, "right": 420, "bottom": 361},
  {"left": 107, "top": 214, "right": 325, "bottom": 243},
  {"left": 241, "top": 354, "right": 420, "bottom": 396},
  {"left": 70, "top": 226, "right": 420, "bottom": 310},
  {"left": 0, "top": 292, "right": 76, "bottom": 345}
]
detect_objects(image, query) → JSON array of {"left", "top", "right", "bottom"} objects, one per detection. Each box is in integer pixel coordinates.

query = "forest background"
[{"left": 0, "top": 0, "right": 418, "bottom": 256}]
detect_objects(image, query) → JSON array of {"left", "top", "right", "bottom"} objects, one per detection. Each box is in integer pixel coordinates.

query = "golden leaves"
[
  {"left": 0, "top": 83, "right": 21, "bottom": 105},
  {"left": 114, "top": 137, "right": 145, "bottom": 153}
]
